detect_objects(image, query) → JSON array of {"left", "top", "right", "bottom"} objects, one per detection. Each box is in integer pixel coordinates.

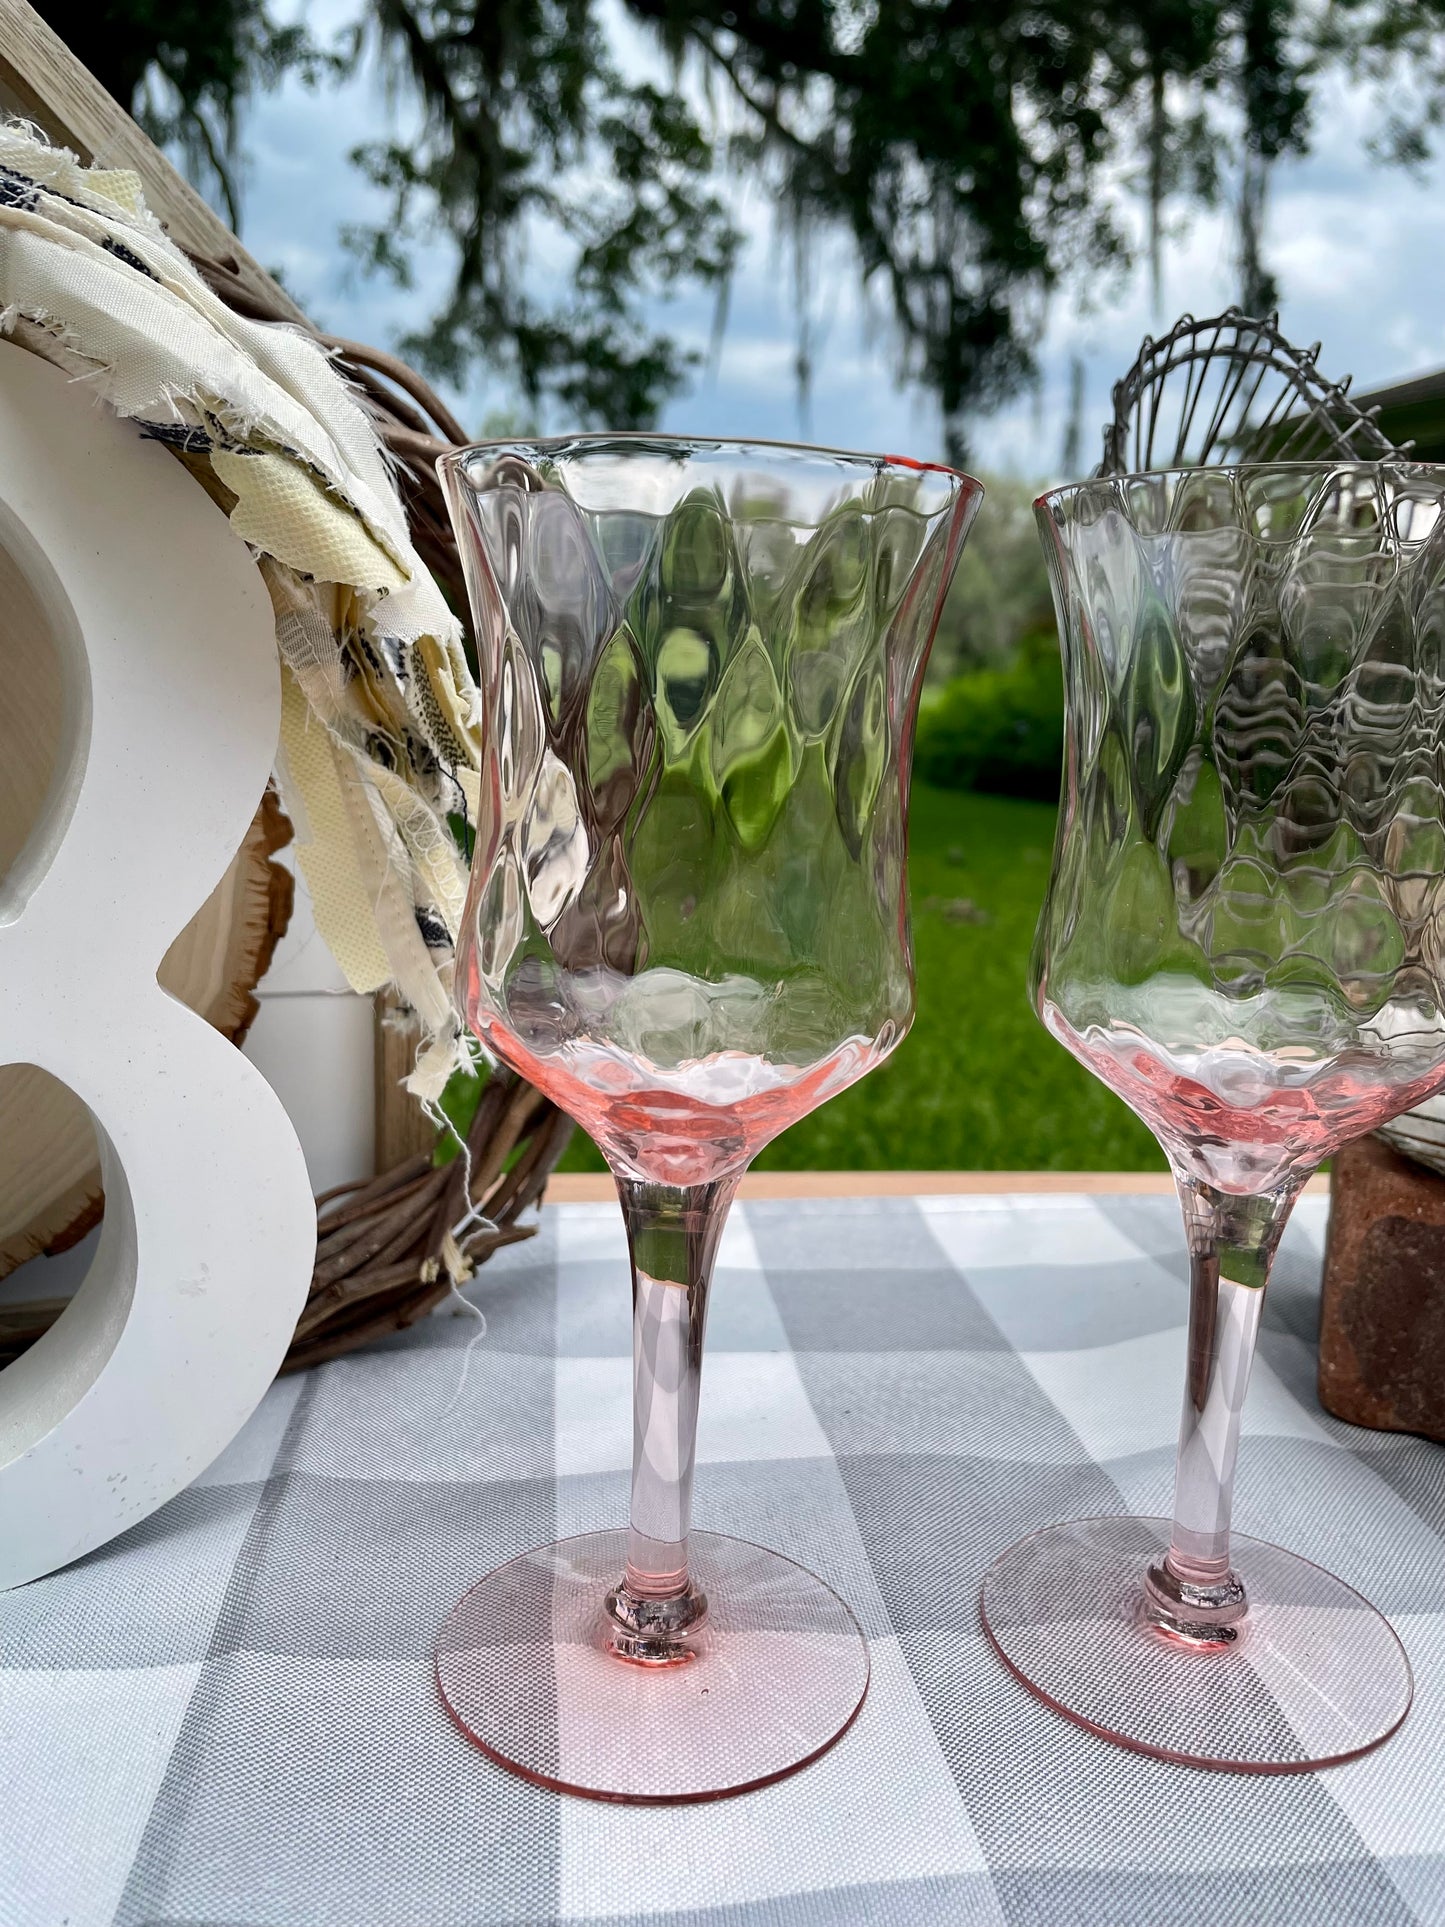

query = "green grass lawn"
[{"left": 556, "top": 782, "right": 1165, "bottom": 1174}]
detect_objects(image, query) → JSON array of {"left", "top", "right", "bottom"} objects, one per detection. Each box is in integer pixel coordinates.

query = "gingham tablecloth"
[{"left": 5, "top": 1191, "right": 1445, "bottom": 1927}]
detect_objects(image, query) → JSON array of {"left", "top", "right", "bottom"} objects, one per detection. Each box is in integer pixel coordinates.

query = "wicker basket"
[{"left": 0, "top": 261, "right": 573, "bottom": 1376}]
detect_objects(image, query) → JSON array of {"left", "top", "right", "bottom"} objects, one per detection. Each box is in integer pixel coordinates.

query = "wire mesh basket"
[{"left": 1098, "top": 307, "right": 1445, "bottom": 1178}]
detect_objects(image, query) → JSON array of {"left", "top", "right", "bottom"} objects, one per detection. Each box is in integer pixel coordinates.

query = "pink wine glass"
[
  {"left": 438, "top": 436, "right": 979, "bottom": 1801},
  {"left": 981, "top": 462, "right": 1445, "bottom": 1770}
]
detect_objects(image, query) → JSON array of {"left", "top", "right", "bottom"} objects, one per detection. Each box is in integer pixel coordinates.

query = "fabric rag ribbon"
[{"left": 0, "top": 121, "right": 482, "bottom": 1098}]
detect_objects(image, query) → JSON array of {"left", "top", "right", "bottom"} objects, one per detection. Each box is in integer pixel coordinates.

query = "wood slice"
[{"left": 0, "top": 525, "right": 292, "bottom": 1277}]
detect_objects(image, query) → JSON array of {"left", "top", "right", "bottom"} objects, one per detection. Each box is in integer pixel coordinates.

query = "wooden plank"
[
  {"left": 546, "top": 1170, "right": 1332, "bottom": 1202},
  {"left": 373, "top": 989, "right": 438, "bottom": 1176},
  {"left": 0, "top": 0, "right": 307, "bottom": 323}
]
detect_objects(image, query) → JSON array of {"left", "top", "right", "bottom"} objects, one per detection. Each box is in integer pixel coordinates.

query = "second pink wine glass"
[
  {"left": 983, "top": 462, "right": 1445, "bottom": 1771},
  {"left": 438, "top": 436, "right": 979, "bottom": 1800}
]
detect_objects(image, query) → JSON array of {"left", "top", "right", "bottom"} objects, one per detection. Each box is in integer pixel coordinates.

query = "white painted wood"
[
  {"left": 243, "top": 860, "right": 377, "bottom": 1194},
  {"left": 243, "top": 854, "right": 377, "bottom": 1194},
  {"left": 244, "top": 991, "right": 376, "bottom": 1195},
  {"left": 0, "top": 344, "right": 316, "bottom": 1588}
]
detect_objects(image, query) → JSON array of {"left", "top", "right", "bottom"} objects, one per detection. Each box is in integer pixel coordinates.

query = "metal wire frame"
[
  {"left": 1095, "top": 311, "right": 1445, "bottom": 1183},
  {"left": 1097, "top": 308, "right": 1406, "bottom": 477}
]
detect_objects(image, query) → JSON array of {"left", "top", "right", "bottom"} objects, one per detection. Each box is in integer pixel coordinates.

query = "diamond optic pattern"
[
  {"left": 443, "top": 439, "right": 979, "bottom": 1185},
  {"left": 1033, "top": 462, "right": 1445, "bottom": 1191}
]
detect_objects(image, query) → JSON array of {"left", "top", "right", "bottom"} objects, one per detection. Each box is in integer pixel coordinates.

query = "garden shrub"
[{"left": 913, "top": 627, "right": 1065, "bottom": 800}]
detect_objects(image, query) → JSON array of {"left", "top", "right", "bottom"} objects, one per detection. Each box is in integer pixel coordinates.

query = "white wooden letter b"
[{"left": 0, "top": 345, "right": 317, "bottom": 1588}]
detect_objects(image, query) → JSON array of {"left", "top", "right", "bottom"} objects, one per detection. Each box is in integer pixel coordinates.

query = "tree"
[
  {"left": 34, "top": 0, "right": 314, "bottom": 231},
  {"left": 45, "top": 0, "right": 1445, "bottom": 454},
  {"left": 349, "top": 1, "right": 739, "bottom": 429}
]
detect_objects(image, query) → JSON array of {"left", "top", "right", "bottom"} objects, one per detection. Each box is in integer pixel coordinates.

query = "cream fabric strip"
[{"left": 0, "top": 123, "right": 481, "bottom": 1096}]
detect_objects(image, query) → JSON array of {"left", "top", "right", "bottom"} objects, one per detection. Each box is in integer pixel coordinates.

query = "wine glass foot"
[
  {"left": 436, "top": 1529, "right": 870, "bottom": 1802},
  {"left": 980, "top": 1516, "right": 1412, "bottom": 1772}
]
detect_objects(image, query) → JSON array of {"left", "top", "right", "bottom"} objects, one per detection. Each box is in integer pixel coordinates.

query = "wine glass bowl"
[
  {"left": 1033, "top": 462, "right": 1445, "bottom": 1196},
  {"left": 448, "top": 439, "right": 968, "bottom": 1188},
  {"left": 439, "top": 436, "right": 980, "bottom": 1800},
  {"left": 985, "top": 462, "right": 1445, "bottom": 1770}
]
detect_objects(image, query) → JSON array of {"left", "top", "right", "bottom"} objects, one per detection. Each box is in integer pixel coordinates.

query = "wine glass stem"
[
  {"left": 1147, "top": 1171, "right": 1302, "bottom": 1639},
  {"left": 604, "top": 1173, "right": 740, "bottom": 1653}
]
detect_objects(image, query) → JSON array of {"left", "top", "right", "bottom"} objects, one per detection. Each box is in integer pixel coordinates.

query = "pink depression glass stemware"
[
  {"left": 437, "top": 436, "right": 980, "bottom": 1801},
  {"left": 981, "top": 462, "right": 1445, "bottom": 1771}
]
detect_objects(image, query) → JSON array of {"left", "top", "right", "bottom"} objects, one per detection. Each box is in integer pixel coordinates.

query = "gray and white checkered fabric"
[{"left": 4, "top": 1192, "right": 1445, "bottom": 1927}]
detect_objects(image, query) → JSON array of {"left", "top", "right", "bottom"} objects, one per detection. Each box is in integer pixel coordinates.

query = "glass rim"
[
  {"left": 437, "top": 430, "right": 983, "bottom": 494},
  {"left": 1035, "top": 459, "right": 1445, "bottom": 512}
]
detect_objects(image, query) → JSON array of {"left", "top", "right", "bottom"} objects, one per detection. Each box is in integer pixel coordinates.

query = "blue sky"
[{"left": 226, "top": 3, "right": 1445, "bottom": 483}]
